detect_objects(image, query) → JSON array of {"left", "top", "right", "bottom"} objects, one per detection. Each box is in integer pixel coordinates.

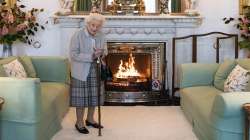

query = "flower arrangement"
[
  {"left": 223, "top": 7, "right": 250, "bottom": 51},
  {"left": 0, "top": 1, "right": 45, "bottom": 46}
]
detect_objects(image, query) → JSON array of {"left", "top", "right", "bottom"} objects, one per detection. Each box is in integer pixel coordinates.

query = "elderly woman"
[{"left": 69, "top": 13, "right": 107, "bottom": 134}]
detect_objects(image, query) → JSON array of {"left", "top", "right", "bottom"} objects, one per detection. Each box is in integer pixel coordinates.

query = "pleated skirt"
[{"left": 70, "top": 63, "right": 104, "bottom": 107}]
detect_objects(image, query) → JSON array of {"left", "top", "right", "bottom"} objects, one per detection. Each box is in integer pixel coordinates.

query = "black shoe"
[
  {"left": 85, "top": 120, "right": 104, "bottom": 129},
  {"left": 75, "top": 124, "right": 89, "bottom": 134}
]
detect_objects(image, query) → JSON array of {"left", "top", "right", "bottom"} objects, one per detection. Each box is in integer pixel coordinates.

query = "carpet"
[{"left": 52, "top": 106, "right": 198, "bottom": 140}]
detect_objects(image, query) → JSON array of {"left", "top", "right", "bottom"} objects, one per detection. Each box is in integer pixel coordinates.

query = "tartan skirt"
[{"left": 70, "top": 63, "right": 104, "bottom": 107}]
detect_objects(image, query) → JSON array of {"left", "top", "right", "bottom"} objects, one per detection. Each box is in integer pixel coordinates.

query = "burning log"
[{"left": 114, "top": 53, "right": 144, "bottom": 79}]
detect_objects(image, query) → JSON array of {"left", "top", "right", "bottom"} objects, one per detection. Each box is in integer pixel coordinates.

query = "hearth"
[{"left": 105, "top": 42, "right": 167, "bottom": 103}]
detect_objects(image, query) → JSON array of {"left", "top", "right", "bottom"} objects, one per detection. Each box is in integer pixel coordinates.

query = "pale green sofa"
[
  {"left": 0, "top": 56, "right": 70, "bottom": 140},
  {"left": 179, "top": 59, "right": 250, "bottom": 140}
]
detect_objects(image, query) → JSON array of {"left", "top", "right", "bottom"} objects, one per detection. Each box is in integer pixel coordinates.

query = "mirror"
[
  {"left": 74, "top": 0, "right": 186, "bottom": 15},
  {"left": 75, "top": 0, "right": 92, "bottom": 12},
  {"left": 104, "top": 0, "right": 159, "bottom": 13}
]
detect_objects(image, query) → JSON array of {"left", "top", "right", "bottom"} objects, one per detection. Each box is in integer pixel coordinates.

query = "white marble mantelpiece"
[
  {"left": 54, "top": 15, "right": 202, "bottom": 90},
  {"left": 54, "top": 15, "right": 202, "bottom": 47}
]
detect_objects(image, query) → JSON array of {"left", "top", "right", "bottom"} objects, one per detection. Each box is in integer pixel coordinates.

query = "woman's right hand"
[{"left": 92, "top": 49, "right": 103, "bottom": 59}]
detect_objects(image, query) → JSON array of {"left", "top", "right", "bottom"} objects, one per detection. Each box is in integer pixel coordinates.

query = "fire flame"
[{"left": 115, "top": 53, "right": 142, "bottom": 78}]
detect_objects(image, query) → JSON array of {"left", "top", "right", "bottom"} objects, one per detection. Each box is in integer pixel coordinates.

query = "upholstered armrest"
[
  {"left": 212, "top": 92, "right": 250, "bottom": 118},
  {"left": 210, "top": 92, "right": 250, "bottom": 132},
  {"left": 0, "top": 77, "right": 42, "bottom": 123},
  {"left": 179, "top": 63, "right": 219, "bottom": 88},
  {"left": 31, "top": 56, "right": 70, "bottom": 84}
]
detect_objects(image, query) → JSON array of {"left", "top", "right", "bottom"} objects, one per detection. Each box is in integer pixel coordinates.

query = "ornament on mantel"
[
  {"left": 91, "top": 0, "right": 102, "bottom": 13},
  {"left": 159, "top": 0, "right": 169, "bottom": 14},
  {"left": 184, "top": 0, "right": 199, "bottom": 16},
  {"left": 56, "top": 0, "right": 74, "bottom": 16}
]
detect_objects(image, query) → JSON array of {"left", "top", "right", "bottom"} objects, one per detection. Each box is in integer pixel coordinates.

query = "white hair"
[{"left": 85, "top": 13, "right": 105, "bottom": 26}]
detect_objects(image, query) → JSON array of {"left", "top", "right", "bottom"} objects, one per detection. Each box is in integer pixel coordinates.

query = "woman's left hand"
[{"left": 101, "top": 58, "right": 106, "bottom": 66}]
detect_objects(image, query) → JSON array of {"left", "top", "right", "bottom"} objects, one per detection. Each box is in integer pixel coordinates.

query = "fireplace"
[
  {"left": 55, "top": 15, "right": 202, "bottom": 104},
  {"left": 105, "top": 42, "right": 167, "bottom": 103}
]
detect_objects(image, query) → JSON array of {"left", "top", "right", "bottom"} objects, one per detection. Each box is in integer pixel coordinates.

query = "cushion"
[
  {"left": 2, "top": 59, "right": 27, "bottom": 78},
  {"left": 214, "top": 59, "right": 236, "bottom": 91},
  {"left": 0, "top": 56, "right": 36, "bottom": 78},
  {"left": 180, "top": 63, "right": 219, "bottom": 88},
  {"left": 0, "top": 66, "right": 7, "bottom": 77},
  {"left": 0, "top": 56, "right": 19, "bottom": 77},
  {"left": 0, "top": 56, "right": 17, "bottom": 65},
  {"left": 224, "top": 65, "right": 250, "bottom": 92},
  {"left": 19, "top": 56, "right": 37, "bottom": 78},
  {"left": 246, "top": 82, "right": 250, "bottom": 91},
  {"left": 236, "top": 59, "right": 250, "bottom": 70}
]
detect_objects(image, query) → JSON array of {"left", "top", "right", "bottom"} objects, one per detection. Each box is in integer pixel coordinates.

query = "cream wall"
[
  {"left": 196, "top": 0, "right": 238, "bottom": 33},
  {"left": 0, "top": 0, "right": 241, "bottom": 56},
  {"left": 195, "top": 0, "right": 246, "bottom": 57}
]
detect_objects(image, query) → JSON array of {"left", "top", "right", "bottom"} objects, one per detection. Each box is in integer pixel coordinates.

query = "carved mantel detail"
[
  {"left": 54, "top": 15, "right": 202, "bottom": 27},
  {"left": 54, "top": 15, "right": 202, "bottom": 41}
]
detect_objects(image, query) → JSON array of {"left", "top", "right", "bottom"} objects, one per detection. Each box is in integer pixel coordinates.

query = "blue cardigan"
[{"left": 69, "top": 28, "right": 107, "bottom": 81}]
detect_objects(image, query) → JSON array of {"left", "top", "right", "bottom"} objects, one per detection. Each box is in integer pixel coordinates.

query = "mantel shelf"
[
  {"left": 53, "top": 14, "right": 202, "bottom": 19},
  {"left": 52, "top": 14, "right": 203, "bottom": 29}
]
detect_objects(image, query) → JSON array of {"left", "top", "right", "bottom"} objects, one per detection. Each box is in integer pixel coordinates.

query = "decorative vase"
[{"left": 2, "top": 44, "right": 13, "bottom": 58}]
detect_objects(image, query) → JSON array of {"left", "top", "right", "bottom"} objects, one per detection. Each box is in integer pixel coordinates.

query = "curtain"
[
  {"left": 171, "top": 0, "right": 181, "bottom": 13},
  {"left": 76, "top": 0, "right": 92, "bottom": 11}
]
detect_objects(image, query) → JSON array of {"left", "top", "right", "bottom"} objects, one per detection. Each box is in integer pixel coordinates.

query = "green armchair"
[
  {"left": 180, "top": 59, "right": 250, "bottom": 140},
  {"left": 0, "top": 56, "right": 70, "bottom": 140}
]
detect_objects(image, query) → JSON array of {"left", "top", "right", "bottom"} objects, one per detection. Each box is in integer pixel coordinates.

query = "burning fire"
[{"left": 115, "top": 53, "right": 142, "bottom": 78}]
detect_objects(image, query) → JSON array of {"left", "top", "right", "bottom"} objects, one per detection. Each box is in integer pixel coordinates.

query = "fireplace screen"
[{"left": 105, "top": 42, "right": 166, "bottom": 103}]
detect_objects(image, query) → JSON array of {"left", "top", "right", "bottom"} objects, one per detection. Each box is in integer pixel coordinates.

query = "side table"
[
  {"left": 0, "top": 97, "right": 4, "bottom": 110},
  {"left": 243, "top": 103, "right": 250, "bottom": 140}
]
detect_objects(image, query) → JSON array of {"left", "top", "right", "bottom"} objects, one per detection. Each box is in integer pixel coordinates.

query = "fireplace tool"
[{"left": 96, "top": 56, "right": 102, "bottom": 136}]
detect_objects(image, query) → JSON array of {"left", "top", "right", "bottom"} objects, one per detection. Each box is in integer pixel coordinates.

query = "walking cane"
[{"left": 96, "top": 57, "right": 102, "bottom": 136}]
